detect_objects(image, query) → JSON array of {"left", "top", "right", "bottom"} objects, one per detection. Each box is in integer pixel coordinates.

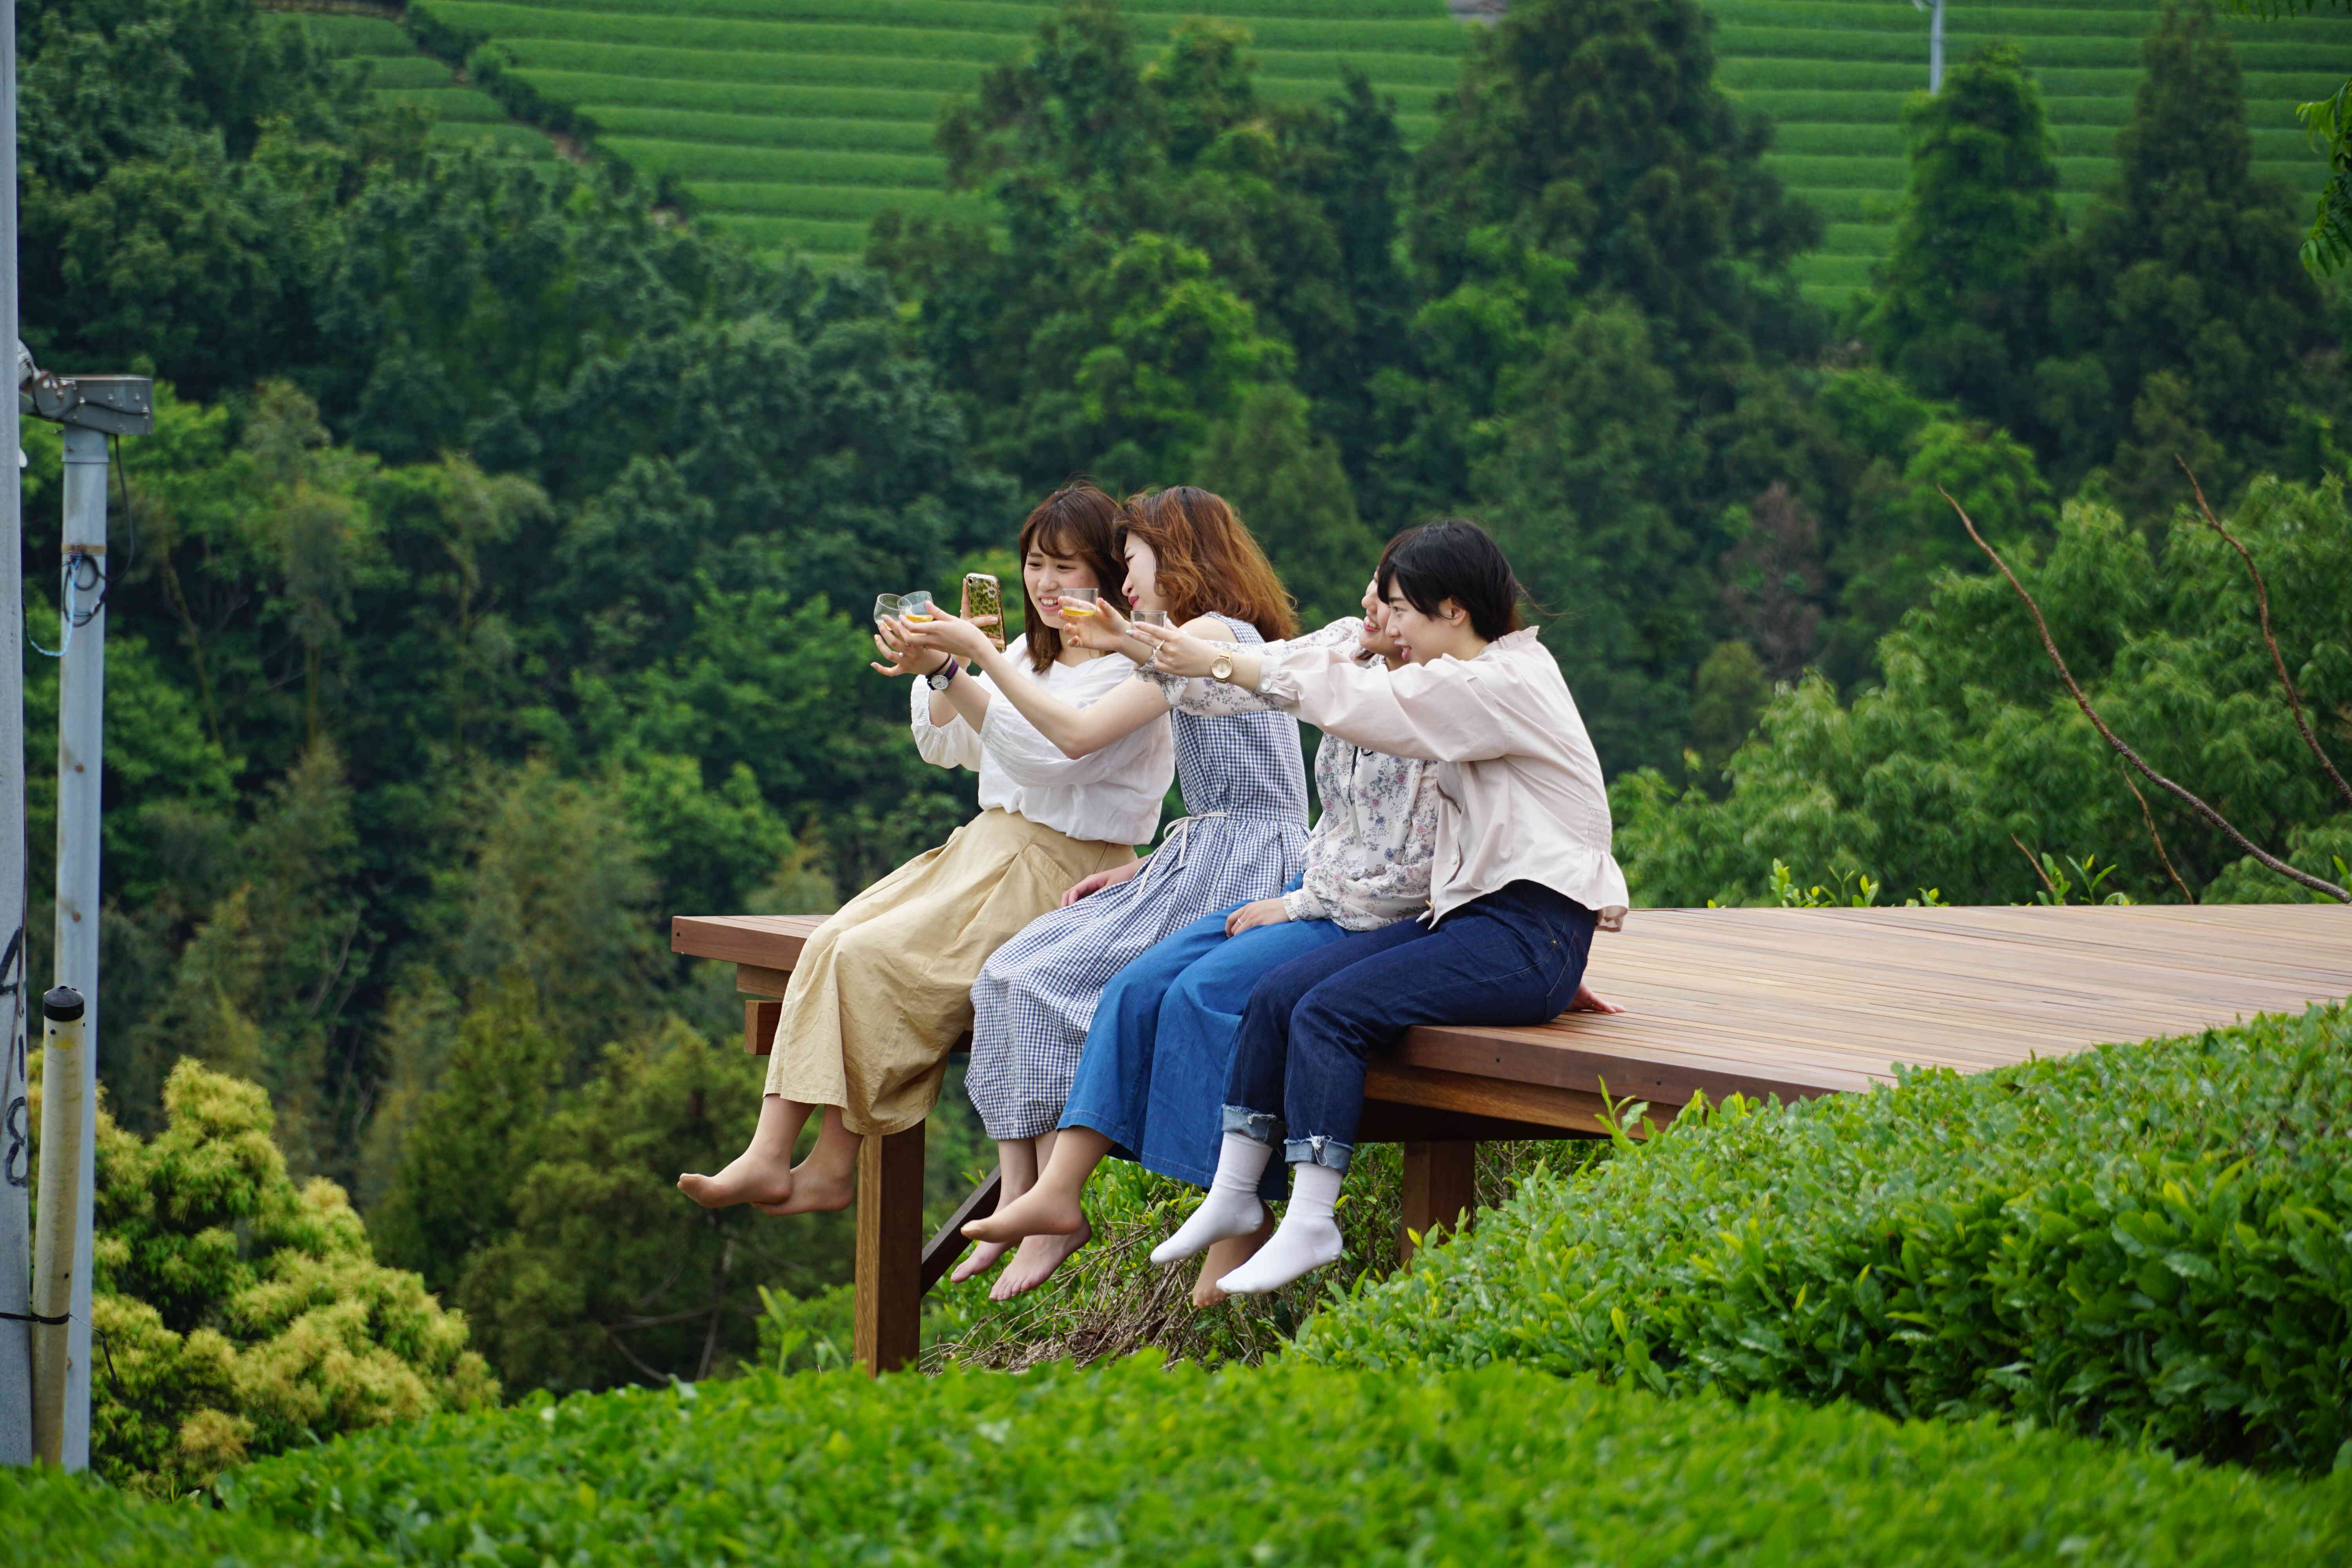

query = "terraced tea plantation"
[
  {"left": 296, "top": 11, "right": 554, "bottom": 157},
  {"left": 341, "top": 0, "right": 2352, "bottom": 303},
  {"left": 1714, "top": 0, "right": 2352, "bottom": 301}
]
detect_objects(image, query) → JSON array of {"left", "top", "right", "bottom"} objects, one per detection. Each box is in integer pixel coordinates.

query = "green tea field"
[
  {"left": 352, "top": 0, "right": 2352, "bottom": 302},
  {"left": 294, "top": 10, "right": 557, "bottom": 157}
]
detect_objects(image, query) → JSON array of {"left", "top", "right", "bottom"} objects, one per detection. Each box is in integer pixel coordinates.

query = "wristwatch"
[
  {"left": 1209, "top": 642, "right": 1238, "bottom": 683},
  {"left": 926, "top": 656, "right": 960, "bottom": 690}
]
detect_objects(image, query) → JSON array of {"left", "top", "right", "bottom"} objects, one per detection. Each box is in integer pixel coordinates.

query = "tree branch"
[
  {"left": 2175, "top": 455, "right": 2352, "bottom": 813},
  {"left": 2121, "top": 771, "right": 2196, "bottom": 904},
  {"left": 1944, "top": 487, "right": 2348, "bottom": 903}
]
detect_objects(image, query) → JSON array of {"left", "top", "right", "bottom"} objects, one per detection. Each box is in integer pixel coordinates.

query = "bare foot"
[
  {"left": 749, "top": 1157, "right": 856, "bottom": 1216},
  {"left": 989, "top": 1220, "right": 1091, "bottom": 1301},
  {"left": 949, "top": 1239, "right": 1011, "bottom": 1285},
  {"left": 1191, "top": 1214, "right": 1276, "bottom": 1308},
  {"left": 963, "top": 1182, "right": 1086, "bottom": 1244},
  {"left": 677, "top": 1146, "right": 795, "bottom": 1210}
]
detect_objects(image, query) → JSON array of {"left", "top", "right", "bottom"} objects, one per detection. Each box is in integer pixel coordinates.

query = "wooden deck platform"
[{"left": 672, "top": 902, "right": 2352, "bottom": 1372}]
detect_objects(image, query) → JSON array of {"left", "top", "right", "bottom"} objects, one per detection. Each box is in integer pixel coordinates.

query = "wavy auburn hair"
[
  {"left": 1120, "top": 486, "right": 1298, "bottom": 643},
  {"left": 1016, "top": 483, "right": 1131, "bottom": 673}
]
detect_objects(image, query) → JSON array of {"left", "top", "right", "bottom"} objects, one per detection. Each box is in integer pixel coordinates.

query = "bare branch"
[
  {"left": 2011, "top": 833, "right": 2056, "bottom": 894},
  {"left": 2175, "top": 456, "right": 2352, "bottom": 813},
  {"left": 2121, "top": 771, "right": 2196, "bottom": 904},
  {"left": 1945, "top": 487, "right": 2349, "bottom": 903}
]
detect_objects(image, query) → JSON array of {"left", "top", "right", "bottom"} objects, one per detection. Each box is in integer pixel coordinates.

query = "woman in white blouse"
[
  {"left": 678, "top": 485, "right": 1173, "bottom": 1220},
  {"left": 1137, "top": 518, "right": 1630, "bottom": 1296}
]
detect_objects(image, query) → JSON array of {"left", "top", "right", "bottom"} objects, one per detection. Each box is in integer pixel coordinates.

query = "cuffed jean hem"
[
  {"left": 1221, "top": 1104, "right": 1281, "bottom": 1145},
  {"left": 1285, "top": 1134, "right": 1353, "bottom": 1173}
]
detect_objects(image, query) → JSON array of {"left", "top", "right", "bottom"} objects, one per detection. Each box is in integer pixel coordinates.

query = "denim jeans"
[{"left": 1221, "top": 881, "right": 1600, "bottom": 1172}]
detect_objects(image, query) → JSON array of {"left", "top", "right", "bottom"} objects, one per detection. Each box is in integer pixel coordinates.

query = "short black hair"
[{"left": 1375, "top": 520, "right": 1526, "bottom": 641}]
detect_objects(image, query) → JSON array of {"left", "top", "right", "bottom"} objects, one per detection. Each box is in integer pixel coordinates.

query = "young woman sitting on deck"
[
  {"left": 892, "top": 486, "right": 1310, "bottom": 1298},
  {"left": 676, "top": 484, "right": 1172, "bottom": 1218},
  {"left": 1134, "top": 519, "right": 1631, "bottom": 1296}
]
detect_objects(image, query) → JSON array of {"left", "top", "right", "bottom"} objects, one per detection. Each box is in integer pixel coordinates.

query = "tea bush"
[
  {"left": 11, "top": 1359, "right": 2350, "bottom": 1566},
  {"left": 1299, "top": 1004, "right": 2352, "bottom": 1474}
]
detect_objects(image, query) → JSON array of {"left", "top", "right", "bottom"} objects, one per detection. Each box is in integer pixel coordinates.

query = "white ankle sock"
[
  {"left": 1216, "top": 1162, "right": 1346, "bottom": 1295},
  {"left": 1150, "top": 1134, "right": 1271, "bottom": 1265}
]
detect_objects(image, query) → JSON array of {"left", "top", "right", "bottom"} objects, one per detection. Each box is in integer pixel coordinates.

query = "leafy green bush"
[
  {"left": 1299, "top": 1004, "right": 2352, "bottom": 1474},
  {"left": 147, "top": 1363, "right": 2352, "bottom": 1563},
  {"left": 56, "top": 1061, "right": 496, "bottom": 1496}
]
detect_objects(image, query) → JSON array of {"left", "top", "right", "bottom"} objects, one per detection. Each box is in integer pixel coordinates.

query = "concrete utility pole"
[
  {"left": 50, "top": 423, "right": 107, "bottom": 1471},
  {"left": 0, "top": 0, "right": 33, "bottom": 1471},
  {"left": 1914, "top": 0, "right": 1947, "bottom": 92}
]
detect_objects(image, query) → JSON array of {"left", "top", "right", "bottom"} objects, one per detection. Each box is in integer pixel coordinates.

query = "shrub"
[
  {"left": 56, "top": 1061, "right": 496, "bottom": 1495},
  {"left": 169, "top": 1361, "right": 2352, "bottom": 1563},
  {"left": 1298, "top": 1004, "right": 2352, "bottom": 1474}
]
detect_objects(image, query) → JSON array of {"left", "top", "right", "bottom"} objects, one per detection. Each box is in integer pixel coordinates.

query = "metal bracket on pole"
[{"left": 19, "top": 372, "right": 152, "bottom": 436}]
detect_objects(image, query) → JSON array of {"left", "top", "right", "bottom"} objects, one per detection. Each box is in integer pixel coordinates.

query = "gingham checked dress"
[{"left": 966, "top": 615, "right": 1311, "bottom": 1140}]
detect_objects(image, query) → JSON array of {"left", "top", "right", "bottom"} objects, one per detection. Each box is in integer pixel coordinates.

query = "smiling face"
[
  {"left": 1357, "top": 578, "right": 1402, "bottom": 661},
  {"left": 1122, "top": 535, "right": 1167, "bottom": 616},
  {"left": 1025, "top": 537, "right": 1102, "bottom": 631}
]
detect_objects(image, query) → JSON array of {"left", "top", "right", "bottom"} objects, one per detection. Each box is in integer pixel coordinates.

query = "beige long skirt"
[{"left": 764, "top": 808, "right": 1133, "bottom": 1135}]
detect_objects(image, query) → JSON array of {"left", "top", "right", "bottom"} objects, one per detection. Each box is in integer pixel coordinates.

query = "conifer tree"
[
  {"left": 1863, "top": 43, "right": 2064, "bottom": 436},
  {"left": 2031, "top": 0, "right": 2330, "bottom": 509}
]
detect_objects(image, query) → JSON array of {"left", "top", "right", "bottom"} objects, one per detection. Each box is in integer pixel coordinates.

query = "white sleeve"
[
  {"left": 980, "top": 660, "right": 1164, "bottom": 787},
  {"left": 909, "top": 673, "right": 983, "bottom": 771},
  {"left": 1256, "top": 648, "right": 1529, "bottom": 763}
]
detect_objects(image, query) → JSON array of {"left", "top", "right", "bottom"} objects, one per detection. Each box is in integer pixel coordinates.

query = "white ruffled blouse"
[{"left": 910, "top": 638, "right": 1174, "bottom": 847}]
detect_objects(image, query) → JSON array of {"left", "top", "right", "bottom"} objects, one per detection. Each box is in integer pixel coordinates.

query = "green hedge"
[
  {"left": 9, "top": 1360, "right": 2349, "bottom": 1565},
  {"left": 1299, "top": 1005, "right": 2352, "bottom": 1475}
]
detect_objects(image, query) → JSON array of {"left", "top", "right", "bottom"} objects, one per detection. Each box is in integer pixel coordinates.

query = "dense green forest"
[{"left": 15, "top": 0, "right": 2351, "bottom": 1436}]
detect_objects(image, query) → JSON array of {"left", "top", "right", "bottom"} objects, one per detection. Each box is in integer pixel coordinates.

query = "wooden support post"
[
  {"left": 920, "top": 1167, "right": 1001, "bottom": 1296},
  {"left": 853, "top": 1124, "right": 926, "bottom": 1376},
  {"left": 1397, "top": 1140, "right": 1477, "bottom": 1268},
  {"left": 742, "top": 998, "right": 780, "bottom": 1056}
]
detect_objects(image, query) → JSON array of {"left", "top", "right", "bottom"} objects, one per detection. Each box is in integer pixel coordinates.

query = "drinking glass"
[
  {"left": 899, "top": 590, "right": 936, "bottom": 623},
  {"left": 873, "top": 593, "right": 903, "bottom": 626},
  {"left": 1133, "top": 610, "right": 1170, "bottom": 628},
  {"left": 1057, "top": 592, "right": 1100, "bottom": 620}
]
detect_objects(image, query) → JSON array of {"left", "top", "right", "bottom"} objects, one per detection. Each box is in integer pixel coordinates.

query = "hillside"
[
  {"left": 293, "top": 10, "right": 557, "bottom": 157},
  {"left": 1717, "top": 0, "right": 2352, "bottom": 302},
  {"left": 394, "top": 0, "right": 2352, "bottom": 304}
]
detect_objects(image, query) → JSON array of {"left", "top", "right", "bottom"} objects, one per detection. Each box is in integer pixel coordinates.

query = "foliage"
[
  {"left": 1301, "top": 1003, "right": 2352, "bottom": 1474},
  {"left": 1862, "top": 43, "right": 2063, "bottom": 438},
  {"left": 2027, "top": 0, "right": 2339, "bottom": 510},
  {"left": 931, "top": 1138, "right": 1584, "bottom": 1372},
  {"left": 1613, "top": 475, "right": 2352, "bottom": 908},
  {"left": 34, "top": 1059, "right": 495, "bottom": 1496},
  {"left": 0, "top": 1362, "right": 2292, "bottom": 1564}
]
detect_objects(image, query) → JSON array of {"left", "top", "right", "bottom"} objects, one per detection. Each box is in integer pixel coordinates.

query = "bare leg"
[
  {"left": 751, "top": 1105, "right": 860, "bottom": 1215},
  {"left": 678, "top": 1094, "right": 812, "bottom": 1209},
  {"left": 989, "top": 1129, "right": 1094, "bottom": 1299},
  {"left": 951, "top": 1135, "right": 1037, "bottom": 1284},
  {"left": 964, "top": 1127, "right": 1112, "bottom": 1244},
  {"left": 1191, "top": 1210, "right": 1277, "bottom": 1309}
]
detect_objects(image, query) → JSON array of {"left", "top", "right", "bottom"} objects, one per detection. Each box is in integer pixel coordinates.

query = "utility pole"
[
  {"left": 1913, "top": 0, "right": 1947, "bottom": 92},
  {"left": 14, "top": 370, "right": 149, "bottom": 1471},
  {"left": 0, "top": 0, "right": 33, "bottom": 1471}
]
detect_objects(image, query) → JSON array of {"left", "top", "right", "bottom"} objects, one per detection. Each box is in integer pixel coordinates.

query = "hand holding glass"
[{"left": 1127, "top": 620, "right": 1220, "bottom": 678}]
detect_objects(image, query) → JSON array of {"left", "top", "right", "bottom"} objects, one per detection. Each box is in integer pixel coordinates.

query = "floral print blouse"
[{"left": 1146, "top": 617, "right": 1439, "bottom": 931}]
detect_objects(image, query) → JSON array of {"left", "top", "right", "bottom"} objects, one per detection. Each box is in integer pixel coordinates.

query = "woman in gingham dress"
[{"left": 897, "top": 487, "right": 1306, "bottom": 1297}]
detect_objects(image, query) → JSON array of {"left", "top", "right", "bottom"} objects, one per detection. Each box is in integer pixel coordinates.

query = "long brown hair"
[
  {"left": 1120, "top": 486, "right": 1298, "bottom": 643},
  {"left": 1016, "top": 483, "right": 1130, "bottom": 674}
]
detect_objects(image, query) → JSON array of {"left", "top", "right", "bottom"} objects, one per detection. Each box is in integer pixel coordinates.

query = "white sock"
[
  {"left": 1216, "top": 1163, "right": 1346, "bottom": 1296},
  {"left": 1149, "top": 1134, "right": 1272, "bottom": 1265}
]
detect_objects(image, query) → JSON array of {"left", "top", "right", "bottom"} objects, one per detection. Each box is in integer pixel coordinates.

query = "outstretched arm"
[{"left": 901, "top": 606, "right": 1188, "bottom": 759}]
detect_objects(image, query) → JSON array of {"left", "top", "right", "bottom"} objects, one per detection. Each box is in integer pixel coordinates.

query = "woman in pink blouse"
[{"left": 1134, "top": 518, "right": 1630, "bottom": 1296}]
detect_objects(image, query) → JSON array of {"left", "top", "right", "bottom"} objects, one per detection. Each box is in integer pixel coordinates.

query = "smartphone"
[{"left": 963, "top": 572, "right": 1006, "bottom": 649}]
